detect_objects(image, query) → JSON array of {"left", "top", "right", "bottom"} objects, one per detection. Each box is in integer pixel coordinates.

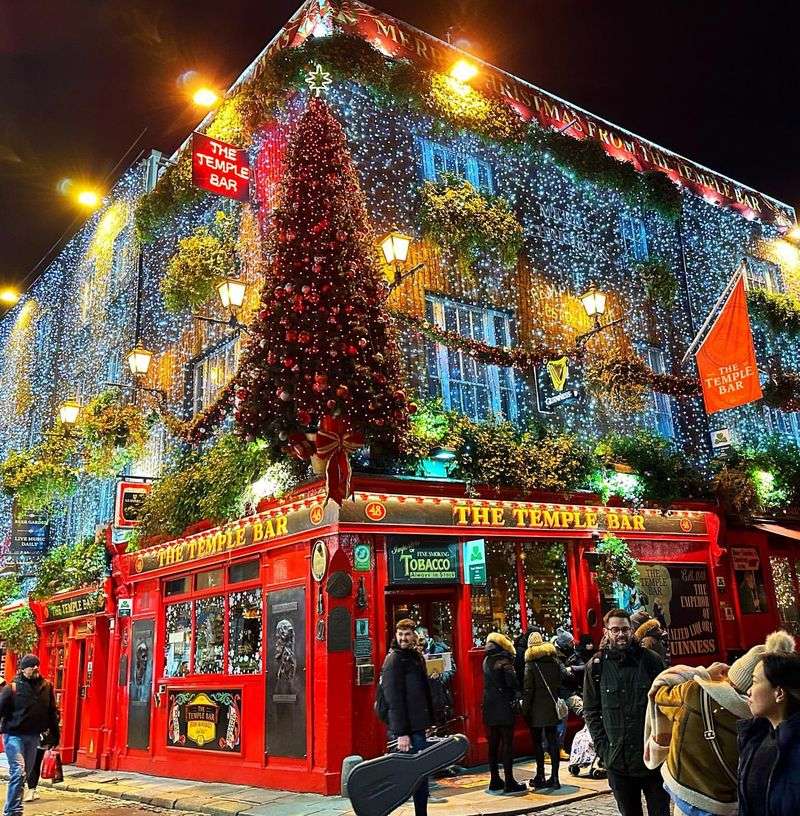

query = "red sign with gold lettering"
[{"left": 192, "top": 133, "right": 250, "bottom": 201}]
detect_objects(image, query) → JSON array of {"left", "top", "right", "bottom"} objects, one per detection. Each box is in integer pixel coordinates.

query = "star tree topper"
[{"left": 305, "top": 64, "right": 333, "bottom": 97}]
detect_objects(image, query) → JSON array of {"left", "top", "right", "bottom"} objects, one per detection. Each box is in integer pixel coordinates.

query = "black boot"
[
  {"left": 547, "top": 751, "right": 561, "bottom": 789},
  {"left": 503, "top": 779, "right": 527, "bottom": 794},
  {"left": 503, "top": 753, "right": 526, "bottom": 794},
  {"left": 528, "top": 774, "right": 548, "bottom": 790},
  {"left": 486, "top": 774, "right": 504, "bottom": 795}
]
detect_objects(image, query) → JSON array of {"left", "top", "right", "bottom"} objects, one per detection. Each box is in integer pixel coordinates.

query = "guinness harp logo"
[{"left": 546, "top": 357, "right": 569, "bottom": 392}]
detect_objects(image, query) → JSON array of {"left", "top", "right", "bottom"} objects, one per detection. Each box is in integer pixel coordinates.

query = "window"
[
  {"left": 228, "top": 589, "right": 263, "bottom": 674},
  {"left": 646, "top": 347, "right": 675, "bottom": 439},
  {"left": 745, "top": 258, "right": 780, "bottom": 293},
  {"left": 229, "top": 560, "right": 260, "bottom": 584},
  {"left": 164, "top": 602, "right": 192, "bottom": 677},
  {"left": 196, "top": 569, "right": 224, "bottom": 591},
  {"left": 470, "top": 540, "right": 521, "bottom": 646},
  {"left": 763, "top": 406, "right": 800, "bottom": 444},
  {"left": 106, "top": 349, "right": 122, "bottom": 384},
  {"left": 418, "top": 137, "right": 494, "bottom": 193},
  {"left": 194, "top": 595, "right": 225, "bottom": 674},
  {"left": 619, "top": 215, "right": 649, "bottom": 262},
  {"left": 769, "top": 555, "right": 800, "bottom": 636},
  {"left": 192, "top": 337, "right": 240, "bottom": 415},
  {"left": 522, "top": 541, "right": 570, "bottom": 634},
  {"left": 425, "top": 295, "right": 518, "bottom": 421},
  {"left": 162, "top": 565, "right": 262, "bottom": 677},
  {"left": 165, "top": 578, "right": 189, "bottom": 597}
]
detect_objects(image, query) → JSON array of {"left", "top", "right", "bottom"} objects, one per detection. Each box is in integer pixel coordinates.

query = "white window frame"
[
  {"left": 744, "top": 257, "right": 780, "bottom": 293},
  {"left": 418, "top": 137, "right": 494, "bottom": 193},
  {"left": 646, "top": 347, "right": 675, "bottom": 439},
  {"left": 620, "top": 214, "right": 649, "bottom": 262},
  {"left": 425, "top": 295, "right": 517, "bottom": 421},
  {"left": 192, "top": 336, "right": 241, "bottom": 416}
]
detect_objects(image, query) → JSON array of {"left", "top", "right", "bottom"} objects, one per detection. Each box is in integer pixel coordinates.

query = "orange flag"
[{"left": 696, "top": 276, "right": 762, "bottom": 414}]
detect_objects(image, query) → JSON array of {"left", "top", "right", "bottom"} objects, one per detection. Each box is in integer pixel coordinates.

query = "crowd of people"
[{"left": 377, "top": 612, "right": 800, "bottom": 816}]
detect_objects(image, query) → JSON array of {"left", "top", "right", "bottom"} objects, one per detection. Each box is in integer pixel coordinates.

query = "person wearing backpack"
[
  {"left": 583, "top": 609, "right": 668, "bottom": 816},
  {"left": 0, "top": 654, "right": 60, "bottom": 815},
  {"left": 376, "top": 619, "right": 434, "bottom": 816}
]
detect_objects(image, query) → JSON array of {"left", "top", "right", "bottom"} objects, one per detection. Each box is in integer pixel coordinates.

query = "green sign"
[
  {"left": 387, "top": 538, "right": 459, "bottom": 585},
  {"left": 463, "top": 539, "right": 487, "bottom": 585},
  {"left": 353, "top": 542, "right": 372, "bottom": 572},
  {"left": 45, "top": 587, "right": 105, "bottom": 622}
]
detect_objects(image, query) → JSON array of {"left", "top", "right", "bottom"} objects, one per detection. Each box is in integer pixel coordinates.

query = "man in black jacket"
[
  {"left": 583, "top": 609, "right": 669, "bottom": 816},
  {"left": 0, "top": 654, "right": 60, "bottom": 815},
  {"left": 380, "top": 619, "right": 434, "bottom": 816}
]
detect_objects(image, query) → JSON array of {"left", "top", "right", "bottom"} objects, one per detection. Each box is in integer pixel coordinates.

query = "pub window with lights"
[
  {"left": 192, "top": 336, "right": 241, "bottom": 415},
  {"left": 424, "top": 295, "right": 518, "bottom": 422},
  {"left": 162, "top": 560, "right": 263, "bottom": 678},
  {"left": 417, "top": 137, "right": 495, "bottom": 193}
]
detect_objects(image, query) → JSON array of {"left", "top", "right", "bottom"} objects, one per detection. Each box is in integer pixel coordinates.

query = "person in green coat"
[{"left": 583, "top": 608, "right": 669, "bottom": 816}]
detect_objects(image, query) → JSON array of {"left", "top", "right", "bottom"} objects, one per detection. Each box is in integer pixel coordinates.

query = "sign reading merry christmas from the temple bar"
[{"left": 192, "top": 133, "right": 250, "bottom": 201}]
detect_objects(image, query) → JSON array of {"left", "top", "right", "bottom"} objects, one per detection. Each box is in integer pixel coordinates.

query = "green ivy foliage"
[
  {"left": 595, "top": 534, "right": 641, "bottom": 593},
  {"left": 418, "top": 173, "right": 523, "bottom": 274},
  {"left": 0, "top": 607, "right": 37, "bottom": 655},
  {"left": 132, "top": 433, "right": 308, "bottom": 546},
  {"left": 747, "top": 288, "right": 800, "bottom": 339},
  {"left": 30, "top": 536, "right": 109, "bottom": 600},
  {"left": 595, "top": 431, "right": 708, "bottom": 508},
  {"left": 639, "top": 259, "right": 679, "bottom": 307},
  {"left": 161, "top": 210, "right": 238, "bottom": 313}
]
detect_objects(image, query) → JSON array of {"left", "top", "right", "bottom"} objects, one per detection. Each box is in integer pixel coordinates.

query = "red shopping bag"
[{"left": 40, "top": 749, "right": 63, "bottom": 783}]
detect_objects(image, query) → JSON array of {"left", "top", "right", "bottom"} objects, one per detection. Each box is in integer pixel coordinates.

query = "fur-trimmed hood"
[
  {"left": 636, "top": 619, "right": 661, "bottom": 640},
  {"left": 486, "top": 632, "right": 515, "bottom": 655},
  {"left": 525, "top": 641, "right": 557, "bottom": 662},
  {"left": 694, "top": 676, "right": 752, "bottom": 720}
]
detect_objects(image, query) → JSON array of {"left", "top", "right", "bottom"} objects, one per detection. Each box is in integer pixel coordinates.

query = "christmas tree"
[{"left": 235, "top": 97, "right": 410, "bottom": 503}]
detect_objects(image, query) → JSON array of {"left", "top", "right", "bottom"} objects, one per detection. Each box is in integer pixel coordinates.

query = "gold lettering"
[
  {"left": 472, "top": 507, "right": 490, "bottom": 526},
  {"left": 235, "top": 527, "right": 246, "bottom": 547},
  {"left": 632, "top": 515, "right": 646, "bottom": 531},
  {"left": 619, "top": 515, "right": 632, "bottom": 530},
  {"left": 542, "top": 99, "right": 561, "bottom": 120},
  {"left": 253, "top": 520, "right": 264, "bottom": 543},
  {"left": 543, "top": 509, "right": 560, "bottom": 528},
  {"left": 264, "top": 519, "right": 275, "bottom": 539},
  {"left": 376, "top": 19, "right": 400, "bottom": 43},
  {"left": 490, "top": 507, "right": 505, "bottom": 526},
  {"left": 560, "top": 511, "right": 574, "bottom": 528},
  {"left": 274, "top": 515, "right": 288, "bottom": 536},
  {"left": 530, "top": 509, "right": 543, "bottom": 527},
  {"left": 187, "top": 541, "right": 197, "bottom": 560},
  {"left": 414, "top": 37, "right": 430, "bottom": 61},
  {"left": 454, "top": 505, "right": 470, "bottom": 525},
  {"left": 512, "top": 507, "right": 527, "bottom": 526},
  {"left": 585, "top": 512, "right": 598, "bottom": 528},
  {"left": 158, "top": 549, "right": 167, "bottom": 568},
  {"left": 607, "top": 513, "right": 620, "bottom": 530}
]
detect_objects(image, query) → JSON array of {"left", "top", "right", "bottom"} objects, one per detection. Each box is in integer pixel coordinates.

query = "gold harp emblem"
[{"left": 546, "top": 357, "right": 569, "bottom": 392}]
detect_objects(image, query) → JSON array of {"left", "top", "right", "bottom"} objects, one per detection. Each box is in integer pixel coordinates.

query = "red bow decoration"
[
  {"left": 286, "top": 432, "right": 316, "bottom": 461},
  {"left": 314, "top": 414, "right": 364, "bottom": 506}
]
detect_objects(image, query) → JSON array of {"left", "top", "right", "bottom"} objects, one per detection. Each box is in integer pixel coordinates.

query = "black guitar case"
[{"left": 348, "top": 734, "right": 469, "bottom": 816}]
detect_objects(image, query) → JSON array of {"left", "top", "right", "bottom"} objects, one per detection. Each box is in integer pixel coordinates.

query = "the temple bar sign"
[{"left": 192, "top": 133, "right": 250, "bottom": 201}]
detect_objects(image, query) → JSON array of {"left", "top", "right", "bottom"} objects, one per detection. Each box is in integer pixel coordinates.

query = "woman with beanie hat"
[
  {"left": 523, "top": 631, "right": 565, "bottom": 790},
  {"left": 482, "top": 633, "right": 526, "bottom": 795},
  {"left": 648, "top": 631, "right": 795, "bottom": 816},
  {"left": 738, "top": 649, "right": 800, "bottom": 816}
]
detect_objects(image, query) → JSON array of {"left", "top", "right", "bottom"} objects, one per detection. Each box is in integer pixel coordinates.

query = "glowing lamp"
[
  {"left": 430, "top": 446, "right": 457, "bottom": 462},
  {"left": 787, "top": 225, "right": 800, "bottom": 243},
  {"left": 58, "top": 398, "right": 81, "bottom": 427},
  {"left": 450, "top": 59, "right": 478, "bottom": 83},
  {"left": 379, "top": 230, "right": 413, "bottom": 265},
  {"left": 580, "top": 284, "right": 607, "bottom": 319},
  {"left": 0, "top": 288, "right": 20, "bottom": 306},
  {"left": 217, "top": 278, "right": 247, "bottom": 310},
  {"left": 193, "top": 87, "right": 219, "bottom": 107},
  {"left": 127, "top": 345, "right": 154, "bottom": 376},
  {"left": 77, "top": 190, "right": 100, "bottom": 208}
]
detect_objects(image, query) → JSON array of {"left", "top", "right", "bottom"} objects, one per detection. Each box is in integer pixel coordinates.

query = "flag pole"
[{"left": 680, "top": 261, "right": 747, "bottom": 366}]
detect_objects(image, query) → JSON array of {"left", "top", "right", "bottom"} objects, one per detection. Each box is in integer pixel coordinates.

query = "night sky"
[{"left": 2, "top": 0, "right": 798, "bottom": 293}]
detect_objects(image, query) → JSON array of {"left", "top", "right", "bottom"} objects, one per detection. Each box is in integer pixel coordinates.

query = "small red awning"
[{"left": 753, "top": 523, "right": 800, "bottom": 541}]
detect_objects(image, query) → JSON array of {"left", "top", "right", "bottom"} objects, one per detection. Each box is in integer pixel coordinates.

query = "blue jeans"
[
  {"left": 672, "top": 791, "right": 714, "bottom": 816},
  {"left": 4, "top": 734, "right": 40, "bottom": 816},
  {"left": 391, "top": 731, "right": 429, "bottom": 816}
]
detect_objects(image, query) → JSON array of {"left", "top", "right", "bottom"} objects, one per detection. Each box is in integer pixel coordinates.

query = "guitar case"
[{"left": 348, "top": 734, "right": 469, "bottom": 816}]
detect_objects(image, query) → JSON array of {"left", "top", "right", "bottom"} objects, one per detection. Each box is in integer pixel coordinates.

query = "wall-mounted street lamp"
[
  {"left": 379, "top": 230, "right": 426, "bottom": 292},
  {"left": 193, "top": 277, "right": 249, "bottom": 333},
  {"left": 104, "top": 344, "right": 167, "bottom": 406},
  {"left": 575, "top": 283, "right": 625, "bottom": 346},
  {"left": 58, "top": 398, "right": 81, "bottom": 427}
]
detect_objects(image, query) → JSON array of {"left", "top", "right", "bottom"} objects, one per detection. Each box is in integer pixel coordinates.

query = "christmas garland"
[
  {"left": 594, "top": 534, "right": 641, "bottom": 593},
  {"left": 395, "top": 310, "right": 570, "bottom": 372},
  {"left": 639, "top": 259, "right": 679, "bottom": 307},
  {"left": 747, "top": 288, "right": 800, "bottom": 339}
]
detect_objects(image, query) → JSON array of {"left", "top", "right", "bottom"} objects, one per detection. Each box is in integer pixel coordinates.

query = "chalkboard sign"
[{"left": 167, "top": 689, "right": 242, "bottom": 752}]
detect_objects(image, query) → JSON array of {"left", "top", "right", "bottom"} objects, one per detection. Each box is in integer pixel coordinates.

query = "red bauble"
[
  {"left": 346, "top": 345, "right": 358, "bottom": 356},
  {"left": 283, "top": 357, "right": 295, "bottom": 368},
  {"left": 285, "top": 330, "right": 298, "bottom": 342},
  {"left": 358, "top": 338, "right": 368, "bottom": 349},
  {"left": 336, "top": 385, "right": 350, "bottom": 398}
]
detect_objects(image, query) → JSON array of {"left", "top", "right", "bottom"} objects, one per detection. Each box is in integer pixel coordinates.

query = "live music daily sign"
[{"left": 192, "top": 132, "right": 250, "bottom": 201}]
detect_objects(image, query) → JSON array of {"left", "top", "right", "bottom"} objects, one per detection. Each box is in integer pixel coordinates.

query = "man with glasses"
[{"left": 583, "top": 609, "right": 669, "bottom": 816}]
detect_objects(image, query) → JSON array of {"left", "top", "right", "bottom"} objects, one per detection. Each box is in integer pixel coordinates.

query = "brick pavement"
[{"left": 1, "top": 785, "right": 196, "bottom": 815}]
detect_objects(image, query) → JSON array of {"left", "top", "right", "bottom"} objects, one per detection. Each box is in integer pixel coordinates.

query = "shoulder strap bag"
[
  {"left": 535, "top": 662, "right": 569, "bottom": 720},
  {"left": 700, "top": 688, "right": 737, "bottom": 784}
]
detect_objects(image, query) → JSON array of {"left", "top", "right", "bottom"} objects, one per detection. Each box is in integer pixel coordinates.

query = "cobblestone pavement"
[
  {"left": 0, "top": 786, "right": 196, "bottom": 815},
  {"left": 537, "top": 793, "right": 619, "bottom": 814}
]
